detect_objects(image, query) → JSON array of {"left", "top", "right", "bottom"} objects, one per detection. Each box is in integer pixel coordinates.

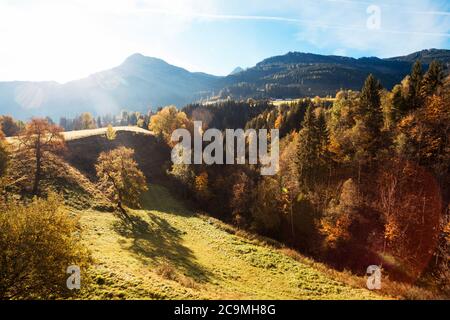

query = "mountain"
[
  {"left": 1, "top": 49, "right": 449, "bottom": 120},
  {"left": 0, "top": 53, "right": 221, "bottom": 120},
  {"left": 216, "top": 50, "right": 450, "bottom": 99},
  {"left": 387, "top": 48, "right": 450, "bottom": 64},
  {"left": 229, "top": 67, "right": 244, "bottom": 75}
]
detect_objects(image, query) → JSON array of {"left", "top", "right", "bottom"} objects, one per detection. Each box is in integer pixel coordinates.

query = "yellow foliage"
[
  {"left": 0, "top": 193, "right": 90, "bottom": 299},
  {"left": 149, "top": 106, "right": 191, "bottom": 145},
  {"left": 106, "top": 124, "right": 116, "bottom": 140},
  {"left": 195, "top": 172, "right": 209, "bottom": 194},
  {"left": 274, "top": 114, "right": 283, "bottom": 129}
]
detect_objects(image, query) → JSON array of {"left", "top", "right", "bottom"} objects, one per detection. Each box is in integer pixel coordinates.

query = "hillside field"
[{"left": 77, "top": 184, "right": 383, "bottom": 300}]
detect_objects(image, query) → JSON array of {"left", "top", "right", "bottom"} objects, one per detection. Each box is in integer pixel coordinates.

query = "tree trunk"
[
  {"left": 117, "top": 201, "right": 133, "bottom": 226},
  {"left": 32, "top": 142, "right": 41, "bottom": 195}
]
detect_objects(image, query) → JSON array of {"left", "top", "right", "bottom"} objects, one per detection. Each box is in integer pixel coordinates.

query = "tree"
[
  {"left": 16, "top": 118, "right": 65, "bottom": 195},
  {"left": 194, "top": 171, "right": 210, "bottom": 202},
  {"left": 0, "top": 115, "right": 21, "bottom": 137},
  {"left": 59, "top": 117, "right": 68, "bottom": 131},
  {"left": 251, "top": 177, "right": 282, "bottom": 237},
  {"left": 97, "top": 116, "right": 102, "bottom": 128},
  {"left": 320, "top": 178, "right": 360, "bottom": 247},
  {"left": 106, "top": 124, "right": 116, "bottom": 140},
  {"left": 376, "top": 160, "right": 441, "bottom": 278},
  {"left": 354, "top": 74, "right": 383, "bottom": 165},
  {"left": 230, "top": 171, "right": 255, "bottom": 227},
  {"left": 149, "top": 106, "right": 191, "bottom": 145},
  {"left": 328, "top": 90, "right": 359, "bottom": 163},
  {"left": 120, "top": 110, "right": 129, "bottom": 126},
  {"left": 391, "top": 84, "right": 406, "bottom": 119},
  {"left": 357, "top": 74, "right": 383, "bottom": 135},
  {"left": 0, "top": 193, "right": 89, "bottom": 299},
  {"left": 420, "top": 60, "right": 443, "bottom": 98},
  {"left": 408, "top": 60, "right": 423, "bottom": 110},
  {"left": 296, "top": 105, "right": 320, "bottom": 189},
  {"left": 73, "top": 112, "right": 96, "bottom": 130},
  {"left": 96, "top": 147, "right": 148, "bottom": 223},
  {"left": 0, "top": 129, "right": 8, "bottom": 181},
  {"left": 316, "top": 109, "right": 329, "bottom": 158},
  {"left": 129, "top": 112, "right": 138, "bottom": 126}
]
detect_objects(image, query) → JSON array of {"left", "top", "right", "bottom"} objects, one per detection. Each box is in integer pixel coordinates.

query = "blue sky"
[{"left": 0, "top": 0, "right": 449, "bottom": 82}]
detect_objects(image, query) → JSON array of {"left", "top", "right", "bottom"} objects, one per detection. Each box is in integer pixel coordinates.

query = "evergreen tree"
[
  {"left": 296, "top": 105, "right": 320, "bottom": 189},
  {"left": 420, "top": 60, "right": 443, "bottom": 98},
  {"left": 316, "top": 110, "right": 329, "bottom": 151},
  {"left": 408, "top": 60, "right": 423, "bottom": 109},
  {"left": 356, "top": 74, "right": 383, "bottom": 159},
  {"left": 391, "top": 84, "right": 406, "bottom": 119}
]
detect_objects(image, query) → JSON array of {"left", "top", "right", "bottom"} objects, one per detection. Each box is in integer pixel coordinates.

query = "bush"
[{"left": 0, "top": 193, "right": 90, "bottom": 299}]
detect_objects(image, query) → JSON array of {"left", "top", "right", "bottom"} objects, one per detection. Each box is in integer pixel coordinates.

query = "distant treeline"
[{"left": 58, "top": 110, "right": 154, "bottom": 132}]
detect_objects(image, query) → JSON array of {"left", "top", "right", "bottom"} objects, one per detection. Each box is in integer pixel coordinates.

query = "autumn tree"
[
  {"left": 15, "top": 118, "right": 65, "bottom": 195},
  {"left": 0, "top": 129, "right": 8, "bottom": 179},
  {"left": 106, "top": 124, "right": 116, "bottom": 140},
  {"left": 73, "top": 112, "right": 96, "bottom": 130},
  {"left": 328, "top": 90, "right": 359, "bottom": 163},
  {"left": 96, "top": 147, "right": 148, "bottom": 223},
  {"left": 149, "top": 106, "right": 192, "bottom": 145},
  {"left": 250, "top": 177, "right": 282, "bottom": 237},
  {"left": 376, "top": 160, "right": 441, "bottom": 278},
  {"left": 0, "top": 115, "right": 21, "bottom": 137},
  {"left": 194, "top": 171, "right": 211, "bottom": 203},
  {"left": 230, "top": 171, "right": 255, "bottom": 227},
  {"left": 320, "top": 178, "right": 360, "bottom": 247}
]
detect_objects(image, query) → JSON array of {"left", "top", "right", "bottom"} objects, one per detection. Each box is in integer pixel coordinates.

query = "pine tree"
[
  {"left": 316, "top": 110, "right": 329, "bottom": 152},
  {"left": 391, "top": 84, "right": 406, "bottom": 119},
  {"left": 420, "top": 60, "right": 443, "bottom": 98},
  {"left": 296, "top": 105, "right": 320, "bottom": 189},
  {"left": 356, "top": 74, "right": 383, "bottom": 159},
  {"left": 408, "top": 60, "right": 423, "bottom": 109}
]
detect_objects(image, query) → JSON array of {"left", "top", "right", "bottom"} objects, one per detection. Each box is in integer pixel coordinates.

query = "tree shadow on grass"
[
  {"left": 113, "top": 211, "right": 211, "bottom": 283},
  {"left": 140, "top": 185, "right": 192, "bottom": 216}
]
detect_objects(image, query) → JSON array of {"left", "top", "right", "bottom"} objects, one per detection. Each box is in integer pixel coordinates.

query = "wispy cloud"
[{"left": 0, "top": 0, "right": 448, "bottom": 82}]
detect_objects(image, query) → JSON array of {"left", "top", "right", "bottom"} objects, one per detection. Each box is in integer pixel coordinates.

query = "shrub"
[{"left": 0, "top": 193, "right": 90, "bottom": 299}]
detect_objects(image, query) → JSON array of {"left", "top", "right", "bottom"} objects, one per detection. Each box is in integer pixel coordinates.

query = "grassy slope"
[
  {"left": 5, "top": 126, "right": 152, "bottom": 144},
  {"left": 78, "top": 185, "right": 383, "bottom": 300}
]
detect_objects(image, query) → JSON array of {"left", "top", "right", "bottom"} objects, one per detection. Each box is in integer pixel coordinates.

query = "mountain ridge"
[{"left": 1, "top": 49, "right": 449, "bottom": 120}]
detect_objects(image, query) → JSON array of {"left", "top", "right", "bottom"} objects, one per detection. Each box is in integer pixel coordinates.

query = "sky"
[{"left": 0, "top": 0, "right": 449, "bottom": 83}]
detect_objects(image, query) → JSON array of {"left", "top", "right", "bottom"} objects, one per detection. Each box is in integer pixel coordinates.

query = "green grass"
[{"left": 77, "top": 185, "right": 384, "bottom": 300}]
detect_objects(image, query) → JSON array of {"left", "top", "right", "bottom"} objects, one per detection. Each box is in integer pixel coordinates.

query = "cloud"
[
  {"left": 291, "top": 0, "right": 450, "bottom": 57},
  {"left": 0, "top": 0, "right": 448, "bottom": 82}
]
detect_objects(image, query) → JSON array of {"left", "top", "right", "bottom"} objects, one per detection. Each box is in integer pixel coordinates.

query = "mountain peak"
[
  {"left": 122, "top": 53, "right": 167, "bottom": 66},
  {"left": 229, "top": 67, "right": 244, "bottom": 75}
]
